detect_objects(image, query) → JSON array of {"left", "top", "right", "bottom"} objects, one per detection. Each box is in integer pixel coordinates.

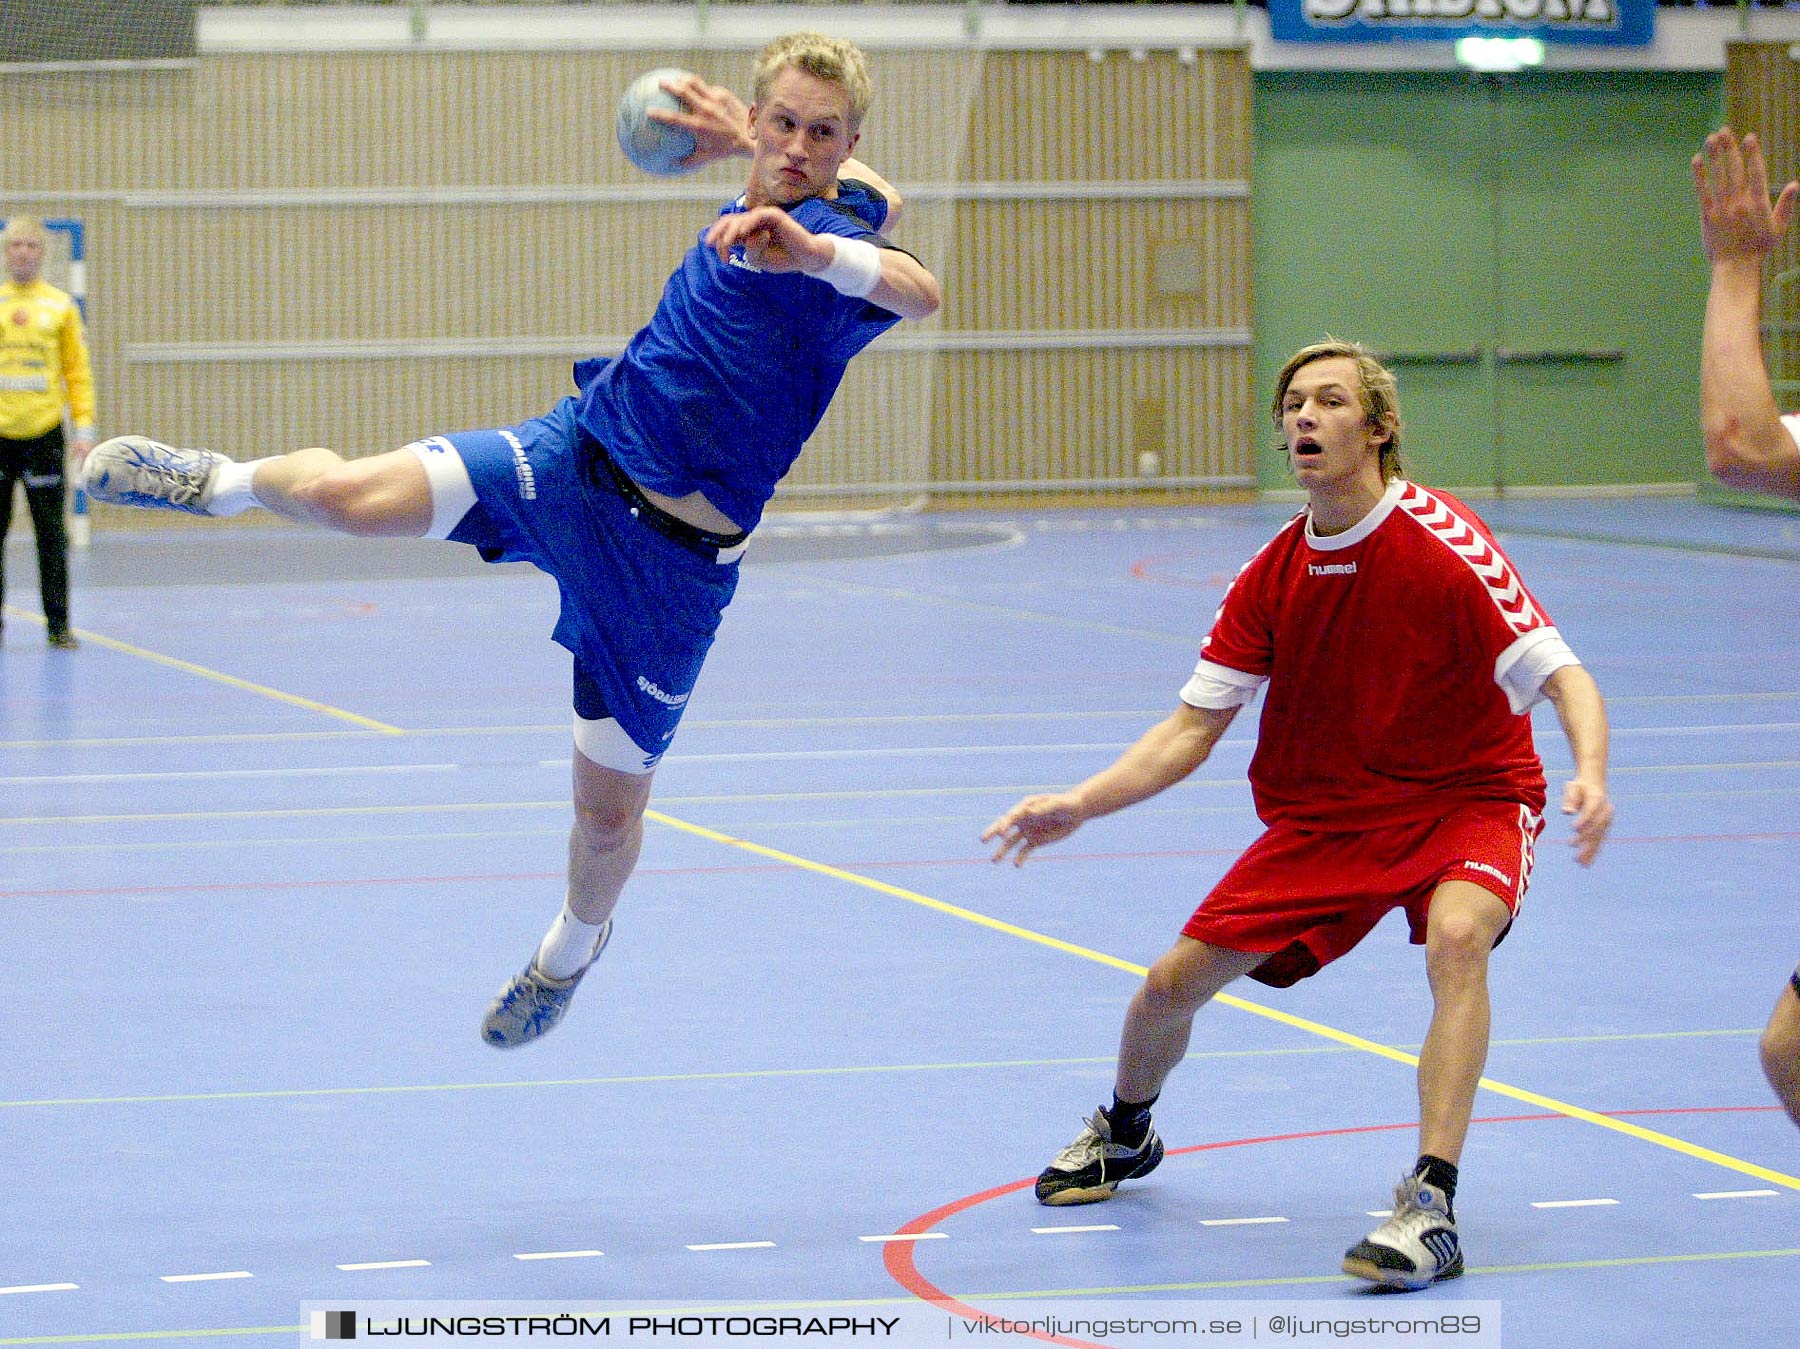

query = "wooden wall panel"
[
  {"left": 1727, "top": 44, "right": 1800, "bottom": 397},
  {"left": 9, "top": 46, "right": 1255, "bottom": 521}
]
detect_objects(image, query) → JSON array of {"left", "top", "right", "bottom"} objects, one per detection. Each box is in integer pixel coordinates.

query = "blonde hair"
[
  {"left": 752, "top": 32, "right": 873, "bottom": 129},
  {"left": 1271, "top": 338, "right": 1405, "bottom": 481},
  {"left": 0, "top": 216, "right": 48, "bottom": 248}
]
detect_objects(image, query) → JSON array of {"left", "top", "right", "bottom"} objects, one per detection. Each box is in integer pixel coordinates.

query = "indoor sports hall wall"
[
  {"left": 6, "top": 42, "right": 1254, "bottom": 525},
  {"left": 1251, "top": 68, "right": 1720, "bottom": 496}
]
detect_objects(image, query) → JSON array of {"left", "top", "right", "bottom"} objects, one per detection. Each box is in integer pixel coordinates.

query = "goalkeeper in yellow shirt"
[{"left": 1, "top": 215, "right": 94, "bottom": 649}]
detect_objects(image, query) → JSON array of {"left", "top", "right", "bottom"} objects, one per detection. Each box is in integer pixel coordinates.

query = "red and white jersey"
[{"left": 1183, "top": 479, "right": 1579, "bottom": 832}]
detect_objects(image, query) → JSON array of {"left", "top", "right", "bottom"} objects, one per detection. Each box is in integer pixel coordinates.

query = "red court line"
[
  {"left": 882, "top": 1106, "right": 1788, "bottom": 1344},
  {"left": 1128, "top": 551, "right": 1235, "bottom": 589}
]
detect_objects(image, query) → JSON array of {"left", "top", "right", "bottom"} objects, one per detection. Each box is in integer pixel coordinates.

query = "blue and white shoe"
[
  {"left": 480, "top": 919, "right": 611, "bottom": 1048},
  {"left": 83, "top": 436, "right": 227, "bottom": 515},
  {"left": 1342, "top": 1175, "right": 1464, "bottom": 1290}
]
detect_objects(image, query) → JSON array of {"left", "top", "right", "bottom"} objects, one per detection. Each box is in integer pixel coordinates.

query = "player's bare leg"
[
  {"left": 566, "top": 749, "right": 655, "bottom": 929},
  {"left": 1416, "top": 880, "right": 1513, "bottom": 1163},
  {"left": 482, "top": 747, "right": 655, "bottom": 1048},
  {"left": 245, "top": 448, "right": 435, "bottom": 536},
  {"left": 1117, "top": 937, "right": 1266, "bottom": 1101},
  {"left": 84, "top": 436, "right": 433, "bottom": 537},
  {"left": 1036, "top": 938, "right": 1261, "bottom": 1205},
  {"left": 1344, "top": 879, "right": 1510, "bottom": 1290}
]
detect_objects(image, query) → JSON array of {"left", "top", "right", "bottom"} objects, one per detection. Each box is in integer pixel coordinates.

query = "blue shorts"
[{"left": 405, "top": 397, "right": 742, "bottom": 771}]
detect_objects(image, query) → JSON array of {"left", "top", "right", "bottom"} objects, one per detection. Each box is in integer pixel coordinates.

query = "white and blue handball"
[{"left": 616, "top": 68, "right": 700, "bottom": 176}]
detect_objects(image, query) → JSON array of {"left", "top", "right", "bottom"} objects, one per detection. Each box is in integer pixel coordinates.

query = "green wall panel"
[{"left": 1253, "top": 70, "right": 1724, "bottom": 492}]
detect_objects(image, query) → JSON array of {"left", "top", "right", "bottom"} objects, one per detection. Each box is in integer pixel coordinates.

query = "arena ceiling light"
[{"left": 1455, "top": 36, "right": 1547, "bottom": 72}]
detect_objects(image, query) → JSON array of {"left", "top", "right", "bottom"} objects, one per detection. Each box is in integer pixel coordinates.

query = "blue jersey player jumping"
[{"left": 83, "top": 31, "right": 942, "bottom": 1048}]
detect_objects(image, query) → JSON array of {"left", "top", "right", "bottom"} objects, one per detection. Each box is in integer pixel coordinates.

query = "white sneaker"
[
  {"left": 1342, "top": 1174, "right": 1463, "bottom": 1290},
  {"left": 83, "top": 436, "right": 227, "bottom": 515},
  {"left": 480, "top": 919, "right": 611, "bottom": 1048}
]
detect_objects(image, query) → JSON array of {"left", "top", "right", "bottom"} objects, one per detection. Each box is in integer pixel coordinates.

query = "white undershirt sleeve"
[
  {"left": 1493, "top": 626, "right": 1580, "bottom": 714},
  {"left": 1180, "top": 658, "right": 1266, "bottom": 710}
]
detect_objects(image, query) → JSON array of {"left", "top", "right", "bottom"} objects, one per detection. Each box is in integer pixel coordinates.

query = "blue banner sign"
[{"left": 1268, "top": 0, "right": 1655, "bottom": 46}]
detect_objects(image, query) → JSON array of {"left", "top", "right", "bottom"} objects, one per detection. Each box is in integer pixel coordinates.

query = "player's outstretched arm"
[
  {"left": 1542, "top": 665, "right": 1612, "bottom": 867},
  {"left": 1695, "top": 127, "right": 1800, "bottom": 499},
  {"left": 982, "top": 702, "right": 1239, "bottom": 866},
  {"left": 702, "top": 206, "right": 941, "bottom": 320}
]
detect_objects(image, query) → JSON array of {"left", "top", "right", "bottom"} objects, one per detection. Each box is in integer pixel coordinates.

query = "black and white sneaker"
[
  {"left": 1035, "top": 1107, "right": 1164, "bottom": 1206},
  {"left": 83, "top": 436, "right": 227, "bottom": 515},
  {"left": 1342, "top": 1175, "right": 1464, "bottom": 1290}
]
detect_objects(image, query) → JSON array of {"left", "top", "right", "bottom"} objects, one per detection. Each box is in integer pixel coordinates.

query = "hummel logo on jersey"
[
  {"left": 1461, "top": 860, "right": 1514, "bottom": 887},
  {"left": 1308, "top": 561, "right": 1357, "bottom": 577},
  {"left": 637, "top": 675, "right": 690, "bottom": 707}
]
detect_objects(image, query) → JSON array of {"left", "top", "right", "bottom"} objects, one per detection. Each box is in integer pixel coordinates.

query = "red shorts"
[{"left": 1182, "top": 801, "right": 1544, "bottom": 988}]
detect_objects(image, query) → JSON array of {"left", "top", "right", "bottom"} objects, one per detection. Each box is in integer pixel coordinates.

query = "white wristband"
[{"left": 816, "top": 235, "right": 882, "bottom": 298}]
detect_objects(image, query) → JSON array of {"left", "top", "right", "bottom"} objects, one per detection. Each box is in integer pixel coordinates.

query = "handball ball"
[{"left": 616, "top": 68, "right": 699, "bottom": 176}]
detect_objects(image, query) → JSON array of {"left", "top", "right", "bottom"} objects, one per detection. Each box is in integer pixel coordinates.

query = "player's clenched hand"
[
  {"left": 703, "top": 207, "right": 831, "bottom": 274},
  {"left": 983, "top": 793, "right": 1085, "bottom": 867},
  {"left": 1561, "top": 776, "right": 1612, "bottom": 867}
]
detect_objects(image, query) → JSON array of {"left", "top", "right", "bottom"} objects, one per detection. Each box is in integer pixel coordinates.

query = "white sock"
[
  {"left": 534, "top": 904, "right": 610, "bottom": 980},
  {"left": 206, "top": 458, "right": 269, "bottom": 517}
]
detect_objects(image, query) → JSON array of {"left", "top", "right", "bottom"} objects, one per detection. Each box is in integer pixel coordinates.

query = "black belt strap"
[{"left": 582, "top": 435, "right": 749, "bottom": 558}]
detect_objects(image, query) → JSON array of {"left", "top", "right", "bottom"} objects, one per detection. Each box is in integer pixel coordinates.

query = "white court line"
[
  {"left": 685, "top": 1242, "right": 776, "bottom": 1252},
  {"left": 1695, "top": 1189, "right": 1780, "bottom": 1200},
  {"left": 0, "top": 711, "right": 1213, "bottom": 753},
  {"left": 1611, "top": 722, "right": 1800, "bottom": 737},
  {"left": 337, "top": 1259, "right": 431, "bottom": 1271},
  {"left": 1031, "top": 1224, "right": 1119, "bottom": 1235},
  {"left": 1198, "top": 1216, "right": 1290, "bottom": 1227},
  {"left": 1612, "top": 691, "right": 1800, "bottom": 705},
  {"left": 857, "top": 1233, "right": 948, "bottom": 1244},
  {"left": 1530, "top": 1198, "right": 1619, "bottom": 1209},
  {"left": 8, "top": 695, "right": 1797, "bottom": 753},
  {"left": 160, "top": 1270, "right": 252, "bottom": 1283},
  {"left": 1611, "top": 759, "right": 1800, "bottom": 775},
  {"left": 1366, "top": 1210, "right": 1393, "bottom": 1218},
  {"left": 0, "top": 1283, "right": 79, "bottom": 1295},
  {"left": 513, "top": 1250, "right": 604, "bottom": 1261}
]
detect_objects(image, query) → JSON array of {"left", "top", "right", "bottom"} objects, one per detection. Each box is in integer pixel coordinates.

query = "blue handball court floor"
[{"left": 1, "top": 494, "right": 1797, "bottom": 1347}]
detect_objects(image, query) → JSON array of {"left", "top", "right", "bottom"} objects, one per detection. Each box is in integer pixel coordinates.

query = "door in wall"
[{"left": 1253, "top": 69, "right": 1721, "bottom": 493}]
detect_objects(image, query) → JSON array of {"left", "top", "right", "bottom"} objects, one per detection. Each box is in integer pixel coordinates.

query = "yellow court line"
[
  {"left": 645, "top": 810, "right": 1800, "bottom": 1194},
  {"left": 28, "top": 632, "right": 1798, "bottom": 1190},
  {"left": 46, "top": 626, "right": 403, "bottom": 734}
]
